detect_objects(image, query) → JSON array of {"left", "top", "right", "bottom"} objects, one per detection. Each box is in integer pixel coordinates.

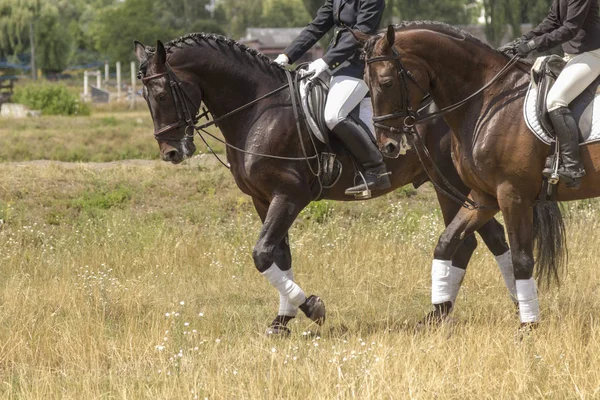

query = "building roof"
[{"left": 241, "top": 28, "right": 322, "bottom": 48}]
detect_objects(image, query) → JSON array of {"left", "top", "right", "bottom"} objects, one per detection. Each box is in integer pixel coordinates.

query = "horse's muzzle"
[
  {"left": 159, "top": 139, "right": 196, "bottom": 164},
  {"left": 380, "top": 137, "right": 401, "bottom": 159},
  {"left": 163, "top": 148, "right": 183, "bottom": 164}
]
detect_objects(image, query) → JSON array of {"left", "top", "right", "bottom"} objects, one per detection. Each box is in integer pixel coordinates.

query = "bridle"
[
  {"left": 366, "top": 45, "right": 428, "bottom": 135},
  {"left": 140, "top": 63, "right": 206, "bottom": 141},
  {"left": 365, "top": 45, "right": 521, "bottom": 135},
  {"left": 364, "top": 42, "right": 521, "bottom": 211},
  {"left": 139, "top": 62, "right": 324, "bottom": 186}
]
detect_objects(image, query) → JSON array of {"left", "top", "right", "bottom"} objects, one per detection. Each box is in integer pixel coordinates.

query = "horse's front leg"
[
  {"left": 424, "top": 192, "right": 499, "bottom": 325},
  {"left": 252, "top": 195, "right": 325, "bottom": 335},
  {"left": 426, "top": 192, "right": 512, "bottom": 323}
]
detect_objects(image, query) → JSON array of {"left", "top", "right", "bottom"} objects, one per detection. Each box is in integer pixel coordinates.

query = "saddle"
[
  {"left": 524, "top": 55, "right": 600, "bottom": 145},
  {"left": 299, "top": 75, "right": 375, "bottom": 190}
]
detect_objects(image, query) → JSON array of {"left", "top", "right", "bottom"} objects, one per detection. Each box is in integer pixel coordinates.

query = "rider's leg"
[
  {"left": 324, "top": 75, "right": 390, "bottom": 197},
  {"left": 545, "top": 49, "right": 600, "bottom": 188}
]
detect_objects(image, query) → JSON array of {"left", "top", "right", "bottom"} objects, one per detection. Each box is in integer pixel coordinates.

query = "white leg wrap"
[
  {"left": 495, "top": 250, "right": 517, "bottom": 303},
  {"left": 262, "top": 265, "right": 307, "bottom": 308},
  {"left": 278, "top": 269, "right": 298, "bottom": 317},
  {"left": 516, "top": 278, "right": 540, "bottom": 323},
  {"left": 431, "top": 259, "right": 466, "bottom": 305}
]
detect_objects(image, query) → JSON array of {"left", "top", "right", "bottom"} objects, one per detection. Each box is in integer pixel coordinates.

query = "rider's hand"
[
  {"left": 517, "top": 40, "right": 537, "bottom": 57},
  {"left": 498, "top": 36, "right": 525, "bottom": 54},
  {"left": 301, "top": 58, "right": 329, "bottom": 81},
  {"left": 274, "top": 54, "right": 289, "bottom": 67}
]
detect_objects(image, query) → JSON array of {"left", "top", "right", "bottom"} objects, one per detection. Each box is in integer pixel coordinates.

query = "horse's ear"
[
  {"left": 156, "top": 40, "right": 167, "bottom": 66},
  {"left": 349, "top": 29, "right": 373, "bottom": 46},
  {"left": 386, "top": 25, "right": 395, "bottom": 48},
  {"left": 134, "top": 41, "right": 147, "bottom": 62}
]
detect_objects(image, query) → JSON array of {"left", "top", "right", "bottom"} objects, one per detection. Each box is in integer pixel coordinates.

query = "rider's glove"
[
  {"left": 301, "top": 58, "right": 329, "bottom": 81},
  {"left": 517, "top": 40, "right": 537, "bottom": 57},
  {"left": 497, "top": 36, "right": 525, "bottom": 54},
  {"left": 274, "top": 54, "right": 289, "bottom": 67}
]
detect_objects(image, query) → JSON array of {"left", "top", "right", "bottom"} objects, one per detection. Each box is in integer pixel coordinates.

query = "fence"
[
  {"left": 0, "top": 76, "right": 16, "bottom": 105},
  {"left": 82, "top": 61, "right": 138, "bottom": 107}
]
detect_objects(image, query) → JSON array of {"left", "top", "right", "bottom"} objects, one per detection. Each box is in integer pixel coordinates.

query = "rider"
[
  {"left": 274, "top": 0, "right": 390, "bottom": 197},
  {"left": 503, "top": 0, "right": 600, "bottom": 189}
]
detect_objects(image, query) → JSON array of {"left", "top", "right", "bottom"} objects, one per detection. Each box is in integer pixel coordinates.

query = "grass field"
[{"left": 1, "top": 111, "right": 600, "bottom": 399}]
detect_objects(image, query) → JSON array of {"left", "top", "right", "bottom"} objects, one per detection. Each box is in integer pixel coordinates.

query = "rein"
[
  {"left": 366, "top": 45, "right": 522, "bottom": 210},
  {"left": 141, "top": 63, "right": 321, "bottom": 172},
  {"left": 367, "top": 47, "right": 522, "bottom": 134}
]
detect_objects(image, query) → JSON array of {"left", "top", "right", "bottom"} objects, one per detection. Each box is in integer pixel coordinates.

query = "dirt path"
[{"left": 2, "top": 154, "right": 223, "bottom": 170}]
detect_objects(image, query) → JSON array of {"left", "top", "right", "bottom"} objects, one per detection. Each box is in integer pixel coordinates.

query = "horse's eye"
[
  {"left": 381, "top": 79, "right": 393, "bottom": 89},
  {"left": 157, "top": 92, "right": 167, "bottom": 102}
]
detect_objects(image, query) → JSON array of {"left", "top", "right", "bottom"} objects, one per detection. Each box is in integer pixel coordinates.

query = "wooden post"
[
  {"left": 104, "top": 61, "right": 109, "bottom": 81},
  {"left": 83, "top": 71, "right": 89, "bottom": 99},
  {"left": 29, "top": 20, "right": 36, "bottom": 80},
  {"left": 96, "top": 70, "right": 101, "bottom": 89},
  {"left": 116, "top": 62, "right": 122, "bottom": 101},
  {"left": 130, "top": 61, "right": 136, "bottom": 108}
]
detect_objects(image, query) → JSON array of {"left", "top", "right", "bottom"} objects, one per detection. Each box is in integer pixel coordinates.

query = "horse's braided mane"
[
  {"left": 145, "top": 32, "right": 286, "bottom": 72},
  {"left": 363, "top": 20, "right": 499, "bottom": 58}
]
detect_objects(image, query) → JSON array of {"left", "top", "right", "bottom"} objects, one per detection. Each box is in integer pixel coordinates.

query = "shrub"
[{"left": 13, "top": 82, "right": 91, "bottom": 116}]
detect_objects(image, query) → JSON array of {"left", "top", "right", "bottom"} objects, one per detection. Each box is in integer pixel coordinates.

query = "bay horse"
[
  {"left": 133, "top": 33, "right": 512, "bottom": 334},
  {"left": 361, "top": 22, "right": 574, "bottom": 325}
]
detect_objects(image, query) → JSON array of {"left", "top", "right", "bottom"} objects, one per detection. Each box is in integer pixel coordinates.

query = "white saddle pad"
[{"left": 524, "top": 56, "right": 600, "bottom": 145}]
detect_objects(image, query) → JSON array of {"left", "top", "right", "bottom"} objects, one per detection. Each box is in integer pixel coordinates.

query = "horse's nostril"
[
  {"left": 164, "top": 149, "right": 179, "bottom": 161},
  {"left": 385, "top": 142, "right": 398, "bottom": 155}
]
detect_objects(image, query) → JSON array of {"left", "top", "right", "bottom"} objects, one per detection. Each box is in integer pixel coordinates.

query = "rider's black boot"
[
  {"left": 548, "top": 107, "right": 586, "bottom": 189},
  {"left": 331, "top": 117, "right": 391, "bottom": 198}
]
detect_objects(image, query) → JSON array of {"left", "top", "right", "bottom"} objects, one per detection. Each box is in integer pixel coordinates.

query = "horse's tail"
[{"left": 533, "top": 201, "right": 567, "bottom": 287}]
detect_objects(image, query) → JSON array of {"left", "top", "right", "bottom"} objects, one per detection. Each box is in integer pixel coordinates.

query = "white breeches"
[
  {"left": 546, "top": 48, "right": 600, "bottom": 112},
  {"left": 324, "top": 75, "right": 374, "bottom": 134}
]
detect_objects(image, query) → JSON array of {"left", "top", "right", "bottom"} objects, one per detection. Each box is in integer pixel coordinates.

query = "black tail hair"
[{"left": 533, "top": 201, "right": 567, "bottom": 287}]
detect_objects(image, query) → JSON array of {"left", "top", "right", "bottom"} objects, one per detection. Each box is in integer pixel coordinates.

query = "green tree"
[
  {"left": 0, "top": 0, "right": 40, "bottom": 60},
  {"left": 154, "top": 0, "right": 225, "bottom": 36},
  {"left": 483, "top": 0, "right": 552, "bottom": 46},
  {"left": 216, "top": 0, "right": 264, "bottom": 38},
  {"left": 92, "top": 0, "right": 173, "bottom": 63},
  {"left": 382, "top": 0, "right": 479, "bottom": 26},
  {"left": 261, "top": 0, "right": 310, "bottom": 28},
  {"left": 300, "top": 0, "right": 323, "bottom": 16},
  {"left": 35, "top": 7, "right": 73, "bottom": 73}
]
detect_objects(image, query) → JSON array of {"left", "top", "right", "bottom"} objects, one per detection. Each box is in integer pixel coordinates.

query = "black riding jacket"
[
  {"left": 524, "top": 0, "right": 600, "bottom": 54},
  {"left": 283, "top": 0, "right": 385, "bottom": 78}
]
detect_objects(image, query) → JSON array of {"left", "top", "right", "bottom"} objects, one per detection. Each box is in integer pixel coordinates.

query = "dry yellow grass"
[
  {"left": 0, "top": 160, "right": 599, "bottom": 399},
  {"left": 1, "top": 111, "right": 599, "bottom": 398},
  {"left": 0, "top": 111, "right": 223, "bottom": 162}
]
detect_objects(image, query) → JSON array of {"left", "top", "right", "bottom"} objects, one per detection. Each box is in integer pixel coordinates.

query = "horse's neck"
[
  {"left": 417, "top": 35, "right": 528, "bottom": 134},
  {"left": 424, "top": 40, "right": 501, "bottom": 107},
  {"left": 172, "top": 45, "right": 286, "bottom": 144}
]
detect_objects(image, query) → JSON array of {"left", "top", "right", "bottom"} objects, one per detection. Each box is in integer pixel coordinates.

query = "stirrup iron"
[
  {"left": 352, "top": 171, "right": 371, "bottom": 200},
  {"left": 548, "top": 153, "right": 560, "bottom": 185}
]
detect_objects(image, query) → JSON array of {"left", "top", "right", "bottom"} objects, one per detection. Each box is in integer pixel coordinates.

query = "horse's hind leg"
[
  {"left": 252, "top": 195, "right": 325, "bottom": 335},
  {"left": 477, "top": 219, "right": 517, "bottom": 304},
  {"left": 497, "top": 189, "right": 539, "bottom": 325}
]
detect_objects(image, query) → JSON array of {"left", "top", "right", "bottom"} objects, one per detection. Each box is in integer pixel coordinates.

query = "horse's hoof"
[
  {"left": 266, "top": 315, "right": 293, "bottom": 336},
  {"left": 265, "top": 324, "right": 291, "bottom": 336},
  {"left": 415, "top": 309, "right": 450, "bottom": 331},
  {"left": 515, "top": 322, "right": 538, "bottom": 342},
  {"left": 300, "top": 295, "right": 326, "bottom": 325}
]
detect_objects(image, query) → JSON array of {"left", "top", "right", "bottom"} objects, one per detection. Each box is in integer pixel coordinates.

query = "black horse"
[{"left": 134, "top": 33, "right": 510, "bottom": 333}]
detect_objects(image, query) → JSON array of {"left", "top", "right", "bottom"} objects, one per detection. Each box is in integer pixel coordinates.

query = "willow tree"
[{"left": 0, "top": 0, "right": 41, "bottom": 77}]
